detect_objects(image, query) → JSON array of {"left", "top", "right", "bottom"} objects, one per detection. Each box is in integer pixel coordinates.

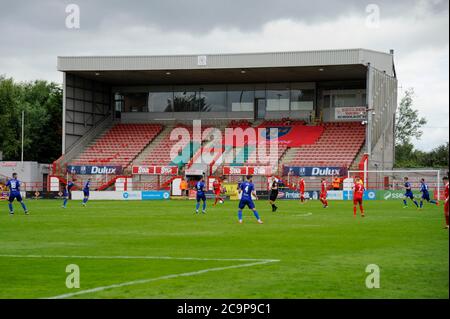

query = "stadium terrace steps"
[
  {"left": 282, "top": 122, "right": 366, "bottom": 168},
  {"left": 133, "top": 124, "right": 213, "bottom": 167},
  {"left": 132, "top": 124, "right": 176, "bottom": 167},
  {"left": 350, "top": 146, "right": 367, "bottom": 170},
  {"left": 69, "top": 123, "right": 163, "bottom": 168},
  {"left": 212, "top": 120, "right": 289, "bottom": 175}
]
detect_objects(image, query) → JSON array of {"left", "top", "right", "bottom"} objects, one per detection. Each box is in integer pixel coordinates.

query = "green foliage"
[
  {"left": 0, "top": 76, "right": 62, "bottom": 163},
  {"left": 395, "top": 142, "right": 449, "bottom": 168},
  {"left": 394, "top": 88, "right": 447, "bottom": 168},
  {"left": 395, "top": 88, "right": 427, "bottom": 145}
]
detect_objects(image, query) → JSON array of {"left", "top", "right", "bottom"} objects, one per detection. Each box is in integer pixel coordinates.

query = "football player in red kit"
[
  {"left": 443, "top": 176, "right": 449, "bottom": 229},
  {"left": 320, "top": 178, "right": 329, "bottom": 208},
  {"left": 299, "top": 178, "right": 306, "bottom": 203},
  {"left": 213, "top": 178, "right": 224, "bottom": 206},
  {"left": 353, "top": 176, "right": 365, "bottom": 217}
]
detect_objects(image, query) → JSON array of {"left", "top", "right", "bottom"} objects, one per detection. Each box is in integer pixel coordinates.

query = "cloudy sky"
[{"left": 0, "top": 0, "right": 448, "bottom": 151}]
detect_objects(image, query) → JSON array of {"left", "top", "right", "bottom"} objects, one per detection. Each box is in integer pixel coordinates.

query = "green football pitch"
[{"left": 0, "top": 199, "right": 448, "bottom": 299}]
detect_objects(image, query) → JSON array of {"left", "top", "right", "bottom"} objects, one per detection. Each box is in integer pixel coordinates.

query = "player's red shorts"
[
  {"left": 214, "top": 190, "right": 221, "bottom": 196},
  {"left": 353, "top": 197, "right": 363, "bottom": 205},
  {"left": 445, "top": 202, "right": 449, "bottom": 214}
]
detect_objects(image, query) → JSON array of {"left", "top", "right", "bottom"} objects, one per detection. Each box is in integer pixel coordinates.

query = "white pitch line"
[
  {"left": 45, "top": 259, "right": 279, "bottom": 299},
  {"left": 0, "top": 254, "right": 279, "bottom": 263},
  {"left": 291, "top": 212, "right": 313, "bottom": 217}
]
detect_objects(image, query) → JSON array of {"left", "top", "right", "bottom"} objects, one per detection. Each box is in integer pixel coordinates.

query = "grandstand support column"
[
  {"left": 62, "top": 72, "right": 66, "bottom": 155},
  {"left": 366, "top": 64, "right": 372, "bottom": 158}
]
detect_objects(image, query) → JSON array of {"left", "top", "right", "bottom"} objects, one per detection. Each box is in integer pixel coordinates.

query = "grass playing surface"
[{"left": 0, "top": 199, "right": 448, "bottom": 299}]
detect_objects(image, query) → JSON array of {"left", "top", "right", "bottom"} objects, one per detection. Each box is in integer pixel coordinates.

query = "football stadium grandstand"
[{"left": 51, "top": 49, "right": 397, "bottom": 193}]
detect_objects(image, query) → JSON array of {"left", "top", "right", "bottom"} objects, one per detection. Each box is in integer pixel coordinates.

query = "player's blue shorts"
[
  {"left": 421, "top": 192, "right": 430, "bottom": 201},
  {"left": 196, "top": 194, "right": 206, "bottom": 202},
  {"left": 404, "top": 191, "right": 414, "bottom": 199},
  {"left": 9, "top": 192, "right": 23, "bottom": 202},
  {"left": 83, "top": 190, "right": 89, "bottom": 197},
  {"left": 239, "top": 198, "right": 255, "bottom": 210}
]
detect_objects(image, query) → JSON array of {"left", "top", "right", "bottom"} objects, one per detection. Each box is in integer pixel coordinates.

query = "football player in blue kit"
[
  {"left": 6, "top": 173, "right": 28, "bottom": 215},
  {"left": 238, "top": 175, "right": 263, "bottom": 224},
  {"left": 62, "top": 180, "right": 75, "bottom": 208},
  {"left": 419, "top": 178, "right": 439, "bottom": 209},
  {"left": 82, "top": 178, "right": 91, "bottom": 206},
  {"left": 403, "top": 177, "right": 419, "bottom": 208},
  {"left": 195, "top": 176, "right": 207, "bottom": 214}
]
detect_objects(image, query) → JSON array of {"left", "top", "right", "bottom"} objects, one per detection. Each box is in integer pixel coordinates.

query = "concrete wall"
[
  {"left": 64, "top": 73, "right": 113, "bottom": 153},
  {"left": 0, "top": 162, "right": 49, "bottom": 191},
  {"left": 367, "top": 66, "right": 397, "bottom": 170}
]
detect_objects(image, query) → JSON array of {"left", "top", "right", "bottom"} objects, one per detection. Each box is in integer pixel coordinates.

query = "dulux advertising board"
[
  {"left": 67, "top": 165, "right": 123, "bottom": 175},
  {"left": 283, "top": 166, "right": 348, "bottom": 177}
]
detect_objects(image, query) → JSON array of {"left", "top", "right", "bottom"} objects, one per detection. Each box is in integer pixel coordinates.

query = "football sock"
[
  {"left": 359, "top": 204, "right": 364, "bottom": 215},
  {"left": 430, "top": 200, "right": 437, "bottom": 205},
  {"left": 403, "top": 199, "right": 407, "bottom": 206},
  {"left": 8, "top": 203, "right": 13, "bottom": 213},
  {"left": 253, "top": 210, "right": 260, "bottom": 220},
  {"left": 413, "top": 200, "right": 419, "bottom": 208},
  {"left": 420, "top": 201, "right": 423, "bottom": 208},
  {"left": 202, "top": 201, "right": 206, "bottom": 211},
  {"left": 196, "top": 202, "right": 200, "bottom": 211},
  {"left": 63, "top": 198, "right": 68, "bottom": 207},
  {"left": 353, "top": 206, "right": 357, "bottom": 216},
  {"left": 238, "top": 210, "right": 243, "bottom": 220},
  {"left": 21, "top": 202, "right": 27, "bottom": 212}
]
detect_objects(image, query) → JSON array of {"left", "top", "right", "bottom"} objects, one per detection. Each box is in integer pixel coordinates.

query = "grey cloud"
[{"left": 1, "top": 0, "right": 447, "bottom": 33}]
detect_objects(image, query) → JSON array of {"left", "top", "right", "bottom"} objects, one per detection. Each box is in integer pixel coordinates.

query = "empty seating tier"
[
  {"left": 284, "top": 122, "right": 365, "bottom": 168},
  {"left": 70, "top": 123, "right": 163, "bottom": 168}
]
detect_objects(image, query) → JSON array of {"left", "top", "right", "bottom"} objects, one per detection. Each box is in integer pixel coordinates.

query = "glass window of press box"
[{"left": 114, "top": 83, "right": 315, "bottom": 113}]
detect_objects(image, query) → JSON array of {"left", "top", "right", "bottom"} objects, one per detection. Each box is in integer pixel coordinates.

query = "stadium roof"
[{"left": 58, "top": 48, "right": 395, "bottom": 85}]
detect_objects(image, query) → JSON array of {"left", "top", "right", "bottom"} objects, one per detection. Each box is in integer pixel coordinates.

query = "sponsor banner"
[
  {"left": 185, "top": 168, "right": 205, "bottom": 176},
  {"left": 326, "top": 191, "right": 344, "bottom": 200},
  {"left": 279, "top": 190, "right": 345, "bottom": 200},
  {"left": 335, "top": 107, "right": 367, "bottom": 120},
  {"left": 223, "top": 166, "right": 272, "bottom": 176},
  {"left": 377, "top": 190, "right": 429, "bottom": 200},
  {"left": 283, "top": 166, "right": 348, "bottom": 177},
  {"left": 25, "top": 191, "right": 65, "bottom": 200},
  {"left": 142, "top": 191, "right": 171, "bottom": 200},
  {"left": 0, "top": 162, "right": 17, "bottom": 167},
  {"left": 1, "top": 191, "right": 26, "bottom": 199},
  {"left": 223, "top": 125, "right": 324, "bottom": 147},
  {"left": 277, "top": 190, "right": 318, "bottom": 200},
  {"left": 256, "top": 125, "right": 324, "bottom": 147},
  {"left": 67, "top": 165, "right": 123, "bottom": 175},
  {"left": 223, "top": 183, "right": 239, "bottom": 200},
  {"left": 132, "top": 166, "right": 178, "bottom": 175},
  {"left": 343, "top": 190, "right": 377, "bottom": 201},
  {"left": 71, "top": 191, "right": 142, "bottom": 200}
]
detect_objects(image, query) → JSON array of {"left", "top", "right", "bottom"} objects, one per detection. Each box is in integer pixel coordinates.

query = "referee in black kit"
[{"left": 269, "top": 175, "right": 279, "bottom": 212}]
